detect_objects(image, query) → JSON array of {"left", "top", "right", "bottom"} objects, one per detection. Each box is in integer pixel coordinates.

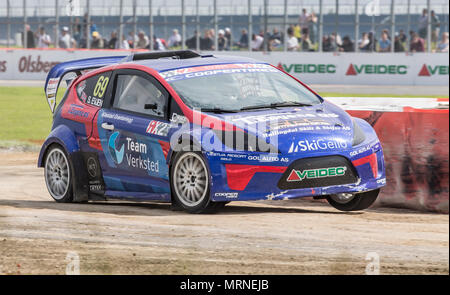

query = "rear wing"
[{"left": 45, "top": 55, "right": 126, "bottom": 113}]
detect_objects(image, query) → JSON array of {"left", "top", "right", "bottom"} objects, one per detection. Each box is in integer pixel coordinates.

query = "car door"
[{"left": 96, "top": 69, "right": 172, "bottom": 199}]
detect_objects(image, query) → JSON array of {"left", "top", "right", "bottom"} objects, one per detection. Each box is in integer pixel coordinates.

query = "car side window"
[
  {"left": 76, "top": 72, "right": 112, "bottom": 108},
  {"left": 113, "top": 74, "right": 167, "bottom": 118}
]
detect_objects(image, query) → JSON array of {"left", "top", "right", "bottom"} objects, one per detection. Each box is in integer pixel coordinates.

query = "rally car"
[{"left": 39, "top": 50, "right": 386, "bottom": 213}]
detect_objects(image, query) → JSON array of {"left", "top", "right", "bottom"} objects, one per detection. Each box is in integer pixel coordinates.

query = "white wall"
[{"left": 0, "top": 49, "right": 448, "bottom": 86}]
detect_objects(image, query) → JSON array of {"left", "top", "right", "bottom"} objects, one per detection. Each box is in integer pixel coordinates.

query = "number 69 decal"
[{"left": 93, "top": 76, "right": 110, "bottom": 98}]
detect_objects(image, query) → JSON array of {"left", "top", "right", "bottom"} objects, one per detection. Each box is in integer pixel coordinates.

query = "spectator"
[
  {"left": 418, "top": 9, "right": 428, "bottom": 39},
  {"left": 436, "top": 32, "right": 449, "bottom": 52},
  {"left": 91, "top": 31, "right": 104, "bottom": 49},
  {"left": 394, "top": 33, "right": 405, "bottom": 52},
  {"left": 186, "top": 31, "right": 200, "bottom": 49},
  {"left": 332, "top": 32, "right": 342, "bottom": 47},
  {"left": 59, "top": 26, "right": 75, "bottom": 49},
  {"left": 269, "top": 28, "right": 282, "bottom": 51},
  {"left": 431, "top": 10, "right": 441, "bottom": 43},
  {"left": 339, "top": 35, "right": 354, "bottom": 52},
  {"left": 398, "top": 29, "right": 407, "bottom": 43},
  {"left": 156, "top": 35, "right": 167, "bottom": 50},
  {"left": 127, "top": 31, "right": 138, "bottom": 49},
  {"left": 286, "top": 27, "right": 299, "bottom": 51},
  {"left": 322, "top": 34, "right": 337, "bottom": 52},
  {"left": 36, "top": 26, "right": 51, "bottom": 48},
  {"left": 119, "top": 34, "right": 130, "bottom": 49},
  {"left": 168, "top": 29, "right": 182, "bottom": 48},
  {"left": 365, "top": 31, "right": 377, "bottom": 52},
  {"left": 107, "top": 31, "right": 118, "bottom": 49},
  {"left": 410, "top": 32, "right": 425, "bottom": 52},
  {"left": 378, "top": 31, "right": 391, "bottom": 52},
  {"left": 358, "top": 32, "right": 370, "bottom": 52},
  {"left": 224, "top": 28, "right": 232, "bottom": 50},
  {"left": 136, "top": 31, "right": 150, "bottom": 49},
  {"left": 250, "top": 33, "right": 264, "bottom": 51},
  {"left": 298, "top": 8, "right": 310, "bottom": 31},
  {"left": 22, "top": 24, "right": 35, "bottom": 48},
  {"left": 217, "top": 29, "right": 228, "bottom": 51},
  {"left": 293, "top": 24, "right": 301, "bottom": 41},
  {"left": 200, "top": 29, "right": 214, "bottom": 50},
  {"left": 301, "top": 28, "right": 312, "bottom": 51},
  {"left": 308, "top": 12, "right": 318, "bottom": 44},
  {"left": 236, "top": 29, "right": 249, "bottom": 49}
]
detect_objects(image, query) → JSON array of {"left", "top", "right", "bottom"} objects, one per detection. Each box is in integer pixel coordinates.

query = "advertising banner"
[{"left": 0, "top": 49, "right": 448, "bottom": 86}]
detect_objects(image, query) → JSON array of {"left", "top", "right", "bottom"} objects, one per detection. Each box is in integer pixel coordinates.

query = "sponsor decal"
[
  {"left": 68, "top": 104, "right": 89, "bottom": 118},
  {"left": 18, "top": 55, "right": 59, "bottom": 73},
  {"left": 102, "top": 112, "right": 133, "bottom": 124},
  {"left": 288, "top": 139, "right": 348, "bottom": 153},
  {"left": 0, "top": 61, "right": 6, "bottom": 72},
  {"left": 87, "top": 157, "right": 98, "bottom": 178},
  {"left": 146, "top": 120, "right": 171, "bottom": 136},
  {"left": 278, "top": 63, "right": 336, "bottom": 74},
  {"left": 267, "top": 118, "right": 330, "bottom": 131},
  {"left": 214, "top": 192, "right": 239, "bottom": 199},
  {"left": 418, "top": 64, "right": 449, "bottom": 76},
  {"left": 170, "top": 113, "right": 189, "bottom": 125},
  {"left": 160, "top": 63, "right": 277, "bottom": 82},
  {"left": 108, "top": 132, "right": 125, "bottom": 164},
  {"left": 108, "top": 132, "right": 160, "bottom": 172},
  {"left": 231, "top": 112, "right": 339, "bottom": 125},
  {"left": 346, "top": 63, "right": 407, "bottom": 75},
  {"left": 287, "top": 166, "right": 347, "bottom": 182},
  {"left": 46, "top": 77, "right": 59, "bottom": 112}
]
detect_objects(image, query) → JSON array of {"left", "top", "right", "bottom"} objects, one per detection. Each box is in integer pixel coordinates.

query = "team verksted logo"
[{"left": 108, "top": 131, "right": 125, "bottom": 165}]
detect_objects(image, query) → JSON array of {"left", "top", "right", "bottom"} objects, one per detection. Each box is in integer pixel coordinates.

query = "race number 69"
[{"left": 93, "top": 76, "right": 109, "bottom": 98}]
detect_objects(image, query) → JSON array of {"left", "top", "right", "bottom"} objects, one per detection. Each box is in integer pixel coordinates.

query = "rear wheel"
[
  {"left": 44, "top": 145, "right": 73, "bottom": 203},
  {"left": 326, "top": 189, "right": 379, "bottom": 211},
  {"left": 170, "top": 151, "right": 224, "bottom": 213}
]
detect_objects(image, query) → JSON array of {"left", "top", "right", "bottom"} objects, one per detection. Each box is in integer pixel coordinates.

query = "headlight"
[
  {"left": 213, "top": 130, "right": 279, "bottom": 153},
  {"left": 352, "top": 119, "right": 366, "bottom": 146}
]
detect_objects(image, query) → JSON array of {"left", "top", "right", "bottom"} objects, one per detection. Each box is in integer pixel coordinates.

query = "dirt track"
[{"left": 0, "top": 151, "right": 448, "bottom": 275}]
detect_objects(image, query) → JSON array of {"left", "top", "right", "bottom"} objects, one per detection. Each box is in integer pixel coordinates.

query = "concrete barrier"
[{"left": 327, "top": 97, "right": 449, "bottom": 213}]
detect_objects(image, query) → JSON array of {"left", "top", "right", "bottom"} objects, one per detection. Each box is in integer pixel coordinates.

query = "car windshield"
[{"left": 161, "top": 63, "right": 322, "bottom": 111}]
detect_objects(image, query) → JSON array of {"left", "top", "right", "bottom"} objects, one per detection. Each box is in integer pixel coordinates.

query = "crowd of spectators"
[{"left": 20, "top": 8, "right": 448, "bottom": 53}]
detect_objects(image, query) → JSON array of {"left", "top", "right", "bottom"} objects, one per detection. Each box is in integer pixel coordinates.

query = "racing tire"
[
  {"left": 170, "top": 151, "right": 224, "bottom": 214},
  {"left": 44, "top": 145, "right": 74, "bottom": 203},
  {"left": 326, "top": 189, "right": 380, "bottom": 211}
]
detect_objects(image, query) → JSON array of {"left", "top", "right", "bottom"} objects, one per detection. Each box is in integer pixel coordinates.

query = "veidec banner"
[
  {"left": 348, "top": 109, "right": 449, "bottom": 213},
  {"left": 0, "top": 49, "right": 448, "bottom": 85}
]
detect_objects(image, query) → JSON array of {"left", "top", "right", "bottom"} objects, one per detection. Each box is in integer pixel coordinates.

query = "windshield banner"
[{"left": 159, "top": 63, "right": 278, "bottom": 82}]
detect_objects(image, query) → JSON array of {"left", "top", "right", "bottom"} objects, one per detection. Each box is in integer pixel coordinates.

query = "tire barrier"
[{"left": 327, "top": 97, "right": 449, "bottom": 213}]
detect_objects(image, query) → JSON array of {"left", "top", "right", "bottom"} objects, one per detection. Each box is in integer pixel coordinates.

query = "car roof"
[{"left": 129, "top": 54, "right": 268, "bottom": 72}]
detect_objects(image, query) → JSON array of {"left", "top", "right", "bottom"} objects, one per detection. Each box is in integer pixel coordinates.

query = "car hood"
[{"left": 210, "top": 101, "right": 354, "bottom": 154}]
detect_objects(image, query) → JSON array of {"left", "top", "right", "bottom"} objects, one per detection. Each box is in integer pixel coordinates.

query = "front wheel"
[
  {"left": 170, "top": 151, "right": 224, "bottom": 214},
  {"left": 44, "top": 145, "right": 73, "bottom": 203},
  {"left": 326, "top": 189, "right": 380, "bottom": 211}
]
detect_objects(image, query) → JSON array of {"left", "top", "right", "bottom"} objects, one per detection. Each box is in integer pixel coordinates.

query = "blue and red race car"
[{"left": 39, "top": 50, "right": 385, "bottom": 213}]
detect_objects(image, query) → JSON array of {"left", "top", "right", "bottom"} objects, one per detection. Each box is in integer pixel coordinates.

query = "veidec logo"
[
  {"left": 278, "top": 63, "right": 336, "bottom": 74},
  {"left": 346, "top": 63, "right": 407, "bottom": 75},
  {"left": 418, "top": 64, "right": 449, "bottom": 76},
  {"left": 18, "top": 55, "right": 60, "bottom": 73}
]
